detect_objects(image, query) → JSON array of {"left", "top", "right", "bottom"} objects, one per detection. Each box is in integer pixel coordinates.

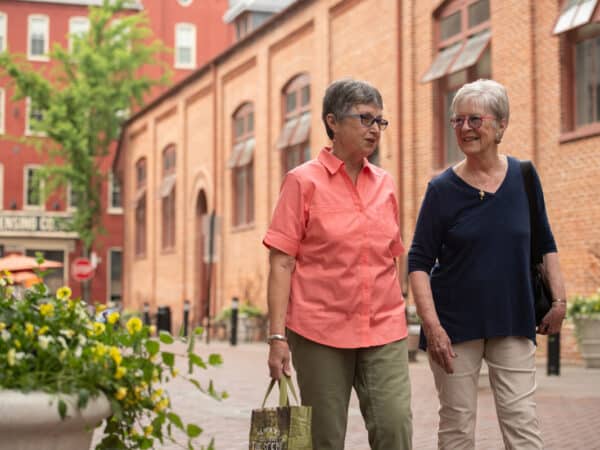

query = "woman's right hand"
[
  {"left": 424, "top": 323, "right": 457, "bottom": 374},
  {"left": 268, "top": 340, "right": 292, "bottom": 380}
]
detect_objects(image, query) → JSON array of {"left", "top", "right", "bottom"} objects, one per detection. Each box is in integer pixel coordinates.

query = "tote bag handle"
[{"left": 261, "top": 375, "right": 300, "bottom": 408}]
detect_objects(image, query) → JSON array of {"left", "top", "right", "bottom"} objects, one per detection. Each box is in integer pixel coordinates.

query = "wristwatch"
[{"left": 267, "top": 334, "right": 287, "bottom": 343}]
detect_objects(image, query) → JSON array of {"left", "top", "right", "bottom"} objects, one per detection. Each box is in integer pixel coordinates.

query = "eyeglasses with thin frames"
[
  {"left": 450, "top": 115, "right": 496, "bottom": 129},
  {"left": 344, "top": 113, "right": 389, "bottom": 130}
]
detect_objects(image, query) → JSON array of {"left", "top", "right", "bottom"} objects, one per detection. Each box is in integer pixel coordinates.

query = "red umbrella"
[{"left": 0, "top": 254, "right": 63, "bottom": 272}]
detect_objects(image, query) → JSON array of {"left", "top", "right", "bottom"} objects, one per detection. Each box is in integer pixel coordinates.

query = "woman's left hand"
[{"left": 537, "top": 302, "right": 566, "bottom": 335}]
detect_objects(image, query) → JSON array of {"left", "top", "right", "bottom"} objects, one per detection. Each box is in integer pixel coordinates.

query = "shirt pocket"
[
  {"left": 374, "top": 201, "right": 398, "bottom": 240},
  {"left": 308, "top": 204, "right": 361, "bottom": 242}
]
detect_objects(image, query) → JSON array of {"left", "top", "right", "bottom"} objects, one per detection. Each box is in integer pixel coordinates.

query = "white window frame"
[
  {"left": 174, "top": 23, "right": 196, "bottom": 69},
  {"left": 106, "top": 247, "right": 123, "bottom": 303},
  {"left": 23, "top": 164, "right": 44, "bottom": 210},
  {"left": 0, "top": 88, "right": 5, "bottom": 134},
  {"left": 68, "top": 16, "right": 90, "bottom": 52},
  {"left": 178, "top": 0, "right": 193, "bottom": 6},
  {"left": 67, "top": 183, "right": 77, "bottom": 211},
  {"left": 25, "top": 97, "right": 46, "bottom": 137},
  {"left": 0, "top": 12, "right": 7, "bottom": 53},
  {"left": 107, "top": 171, "right": 123, "bottom": 214},
  {"left": 28, "top": 15, "right": 49, "bottom": 62}
]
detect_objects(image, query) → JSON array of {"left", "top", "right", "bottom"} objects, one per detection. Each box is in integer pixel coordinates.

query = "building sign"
[{"left": 0, "top": 213, "right": 74, "bottom": 235}]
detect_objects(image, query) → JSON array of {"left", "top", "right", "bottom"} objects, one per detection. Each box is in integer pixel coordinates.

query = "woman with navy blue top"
[{"left": 408, "top": 79, "right": 566, "bottom": 450}]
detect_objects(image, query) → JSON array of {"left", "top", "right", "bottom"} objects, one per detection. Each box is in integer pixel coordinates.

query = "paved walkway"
[{"left": 93, "top": 341, "right": 600, "bottom": 449}]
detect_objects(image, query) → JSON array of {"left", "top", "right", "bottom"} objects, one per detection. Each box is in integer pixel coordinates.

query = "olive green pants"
[{"left": 287, "top": 330, "right": 413, "bottom": 450}]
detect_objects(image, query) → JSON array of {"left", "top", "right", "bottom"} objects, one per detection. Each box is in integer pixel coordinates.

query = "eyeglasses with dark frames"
[
  {"left": 450, "top": 115, "right": 496, "bottom": 129},
  {"left": 344, "top": 113, "right": 389, "bottom": 130}
]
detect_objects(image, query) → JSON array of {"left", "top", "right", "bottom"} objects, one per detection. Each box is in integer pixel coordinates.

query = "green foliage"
[
  {"left": 0, "top": 277, "right": 225, "bottom": 450},
  {"left": 215, "top": 303, "right": 265, "bottom": 322},
  {"left": 0, "top": 0, "right": 169, "bottom": 252},
  {"left": 568, "top": 290, "right": 600, "bottom": 319}
]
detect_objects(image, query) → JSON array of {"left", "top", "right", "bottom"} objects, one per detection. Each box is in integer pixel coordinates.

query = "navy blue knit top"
[{"left": 407, "top": 156, "right": 557, "bottom": 349}]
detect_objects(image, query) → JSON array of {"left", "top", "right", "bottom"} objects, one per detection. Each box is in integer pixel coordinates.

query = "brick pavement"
[{"left": 93, "top": 341, "right": 600, "bottom": 450}]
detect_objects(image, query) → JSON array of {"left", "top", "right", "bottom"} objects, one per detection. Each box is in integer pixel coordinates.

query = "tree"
[{"left": 0, "top": 0, "right": 169, "bottom": 300}]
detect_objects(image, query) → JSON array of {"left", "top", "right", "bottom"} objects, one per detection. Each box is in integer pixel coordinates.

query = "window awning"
[
  {"left": 421, "top": 30, "right": 491, "bottom": 83},
  {"left": 448, "top": 30, "right": 491, "bottom": 73},
  {"left": 227, "top": 138, "right": 254, "bottom": 168},
  {"left": 134, "top": 186, "right": 146, "bottom": 205},
  {"left": 159, "top": 174, "right": 176, "bottom": 198},
  {"left": 288, "top": 112, "right": 311, "bottom": 147},
  {"left": 227, "top": 141, "right": 245, "bottom": 168},
  {"left": 421, "top": 42, "right": 462, "bottom": 83},
  {"left": 237, "top": 138, "right": 255, "bottom": 166},
  {"left": 553, "top": 0, "right": 598, "bottom": 35},
  {"left": 276, "top": 116, "right": 300, "bottom": 149}
]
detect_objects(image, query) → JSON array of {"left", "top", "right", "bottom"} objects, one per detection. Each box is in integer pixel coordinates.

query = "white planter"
[
  {"left": 0, "top": 390, "right": 111, "bottom": 450},
  {"left": 574, "top": 317, "right": 600, "bottom": 368}
]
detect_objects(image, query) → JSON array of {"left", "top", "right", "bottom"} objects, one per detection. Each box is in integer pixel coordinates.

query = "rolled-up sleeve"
[
  {"left": 263, "top": 173, "right": 306, "bottom": 257},
  {"left": 408, "top": 183, "right": 442, "bottom": 274}
]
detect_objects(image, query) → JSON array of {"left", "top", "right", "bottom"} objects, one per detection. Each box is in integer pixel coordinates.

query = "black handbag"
[{"left": 520, "top": 161, "right": 552, "bottom": 326}]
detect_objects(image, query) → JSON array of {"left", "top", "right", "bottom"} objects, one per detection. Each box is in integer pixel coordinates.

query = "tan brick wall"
[{"left": 120, "top": 0, "right": 598, "bottom": 359}]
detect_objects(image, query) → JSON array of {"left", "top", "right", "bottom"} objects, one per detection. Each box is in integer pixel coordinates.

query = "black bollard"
[
  {"left": 547, "top": 332, "right": 560, "bottom": 376},
  {"left": 156, "top": 306, "right": 172, "bottom": 334},
  {"left": 183, "top": 299, "right": 190, "bottom": 337},
  {"left": 230, "top": 297, "right": 239, "bottom": 346},
  {"left": 143, "top": 302, "right": 151, "bottom": 326}
]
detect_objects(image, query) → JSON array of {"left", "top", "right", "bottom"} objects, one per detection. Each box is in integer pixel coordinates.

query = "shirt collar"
[{"left": 318, "top": 147, "right": 375, "bottom": 176}]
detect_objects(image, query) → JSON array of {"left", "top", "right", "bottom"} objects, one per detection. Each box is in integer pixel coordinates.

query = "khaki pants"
[
  {"left": 287, "top": 330, "right": 413, "bottom": 450},
  {"left": 429, "top": 337, "right": 543, "bottom": 450}
]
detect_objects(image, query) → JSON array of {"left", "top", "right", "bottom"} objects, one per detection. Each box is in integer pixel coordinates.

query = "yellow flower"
[
  {"left": 0, "top": 322, "right": 5, "bottom": 331},
  {"left": 7, "top": 348, "right": 16, "bottom": 366},
  {"left": 38, "top": 326, "right": 49, "bottom": 335},
  {"left": 151, "top": 388, "right": 164, "bottom": 400},
  {"left": 115, "top": 387, "right": 127, "bottom": 400},
  {"left": 152, "top": 369, "right": 159, "bottom": 382},
  {"left": 59, "top": 350, "right": 67, "bottom": 361},
  {"left": 109, "top": 346, "right": 122, "bottom": 365},
  {"left": 126, "top": 317, "right": 142, "bottom": 335},
  {"left": 153, "top": 398, "right": 169, "bottom": 413},
  {"left": 115, "top": 366, "right": 127, "bottom": 380},
  {"left": 144, "top": 425, "right": 153, "bottom": 436},
  {"left": 39, "top": 303, "right": 54, "bottom": 317},
  {"left": 14, "top": 339, "right": 21, "bottom": 349},
  {"left": 94, "top": 343, "right": 107, "bottom": 357},
  {"left": 25, "top": 323, "right": 34, "bottom": 337},
  {"left": 96, "top": 304, "right": 107, "bottom": 314},
  {"left": 149, "top": 325, "right": 156, "bottom": 336},
  {"left": 56, "top": 286, "right": 72, "bottom": 300},
  {"left": 93, "top": 322, "right": 106, "bottom": 336},
  {"left": 171, "top": 368, "right": 179, "bottom": 378},
  {"left": 107, "top": 311, "right": 120, "bottom": 325}
]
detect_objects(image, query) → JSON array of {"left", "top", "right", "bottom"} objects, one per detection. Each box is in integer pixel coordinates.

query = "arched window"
[
  {"left": 421, "top": 0, "right": 491, "bottom": 167},
  {"left": 161, "top": 145, "right": 176, "bottom": 249},
  {"left": 276, "top": 74, "right": 311, "bottom": 175},
  {"left": 135, "top": 157, "right": 147, "bottom": 257},
  {"left": 227, "top": 103, "right": 254, "bottom": 227}
]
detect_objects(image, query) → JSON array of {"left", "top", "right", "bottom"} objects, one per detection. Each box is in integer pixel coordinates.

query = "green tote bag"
[{"left": 249, "top": 375, "right": 312, "bottom": 450}]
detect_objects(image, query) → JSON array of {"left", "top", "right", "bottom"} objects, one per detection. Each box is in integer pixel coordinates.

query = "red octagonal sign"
[{"left": 71, "top": 257, "right": 95, "bottom": 281}]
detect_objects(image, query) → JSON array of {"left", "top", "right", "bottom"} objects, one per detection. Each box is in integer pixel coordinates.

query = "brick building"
[
  {"left": 0, "top": 0, "right": 232, "bottom": 303},
  {"left": 115, "top": 0, "right": 600, "bottom": 359}
]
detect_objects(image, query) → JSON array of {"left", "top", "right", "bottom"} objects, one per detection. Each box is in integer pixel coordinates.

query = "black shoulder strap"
[{"left": 519, "top": 160, "right": 541, "bottom": 265}]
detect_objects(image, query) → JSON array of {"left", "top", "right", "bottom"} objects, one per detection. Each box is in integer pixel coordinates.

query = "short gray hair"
[
  {"left": 322, "top": 79, "right": 383, "bottom": 139},
  {"left": 450, "top": 79, "right": 510, "bottom": 125}
]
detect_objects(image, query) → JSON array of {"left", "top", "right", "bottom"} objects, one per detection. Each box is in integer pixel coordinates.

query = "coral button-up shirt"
[{"left": 263, "top": 147, "right": 408, "bottom": 348}]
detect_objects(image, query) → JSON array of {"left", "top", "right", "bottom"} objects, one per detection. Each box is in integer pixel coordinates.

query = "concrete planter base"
[
  {"left": 0, "top": 390, "right": 111, "bottom": 450},
  {"left": 574, "top": 317, "right": 600, "bottom": 368}
]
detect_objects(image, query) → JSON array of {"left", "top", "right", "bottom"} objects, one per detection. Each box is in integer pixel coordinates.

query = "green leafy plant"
[
  {"left": 567, "top": 290, "right": 600, "bottom": 319},
  {"left": 215, "top": 303, "right": 265, "bottom": 321},
  {"left": 0, "top": 276, "right": 226, "bottom": 449}
]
